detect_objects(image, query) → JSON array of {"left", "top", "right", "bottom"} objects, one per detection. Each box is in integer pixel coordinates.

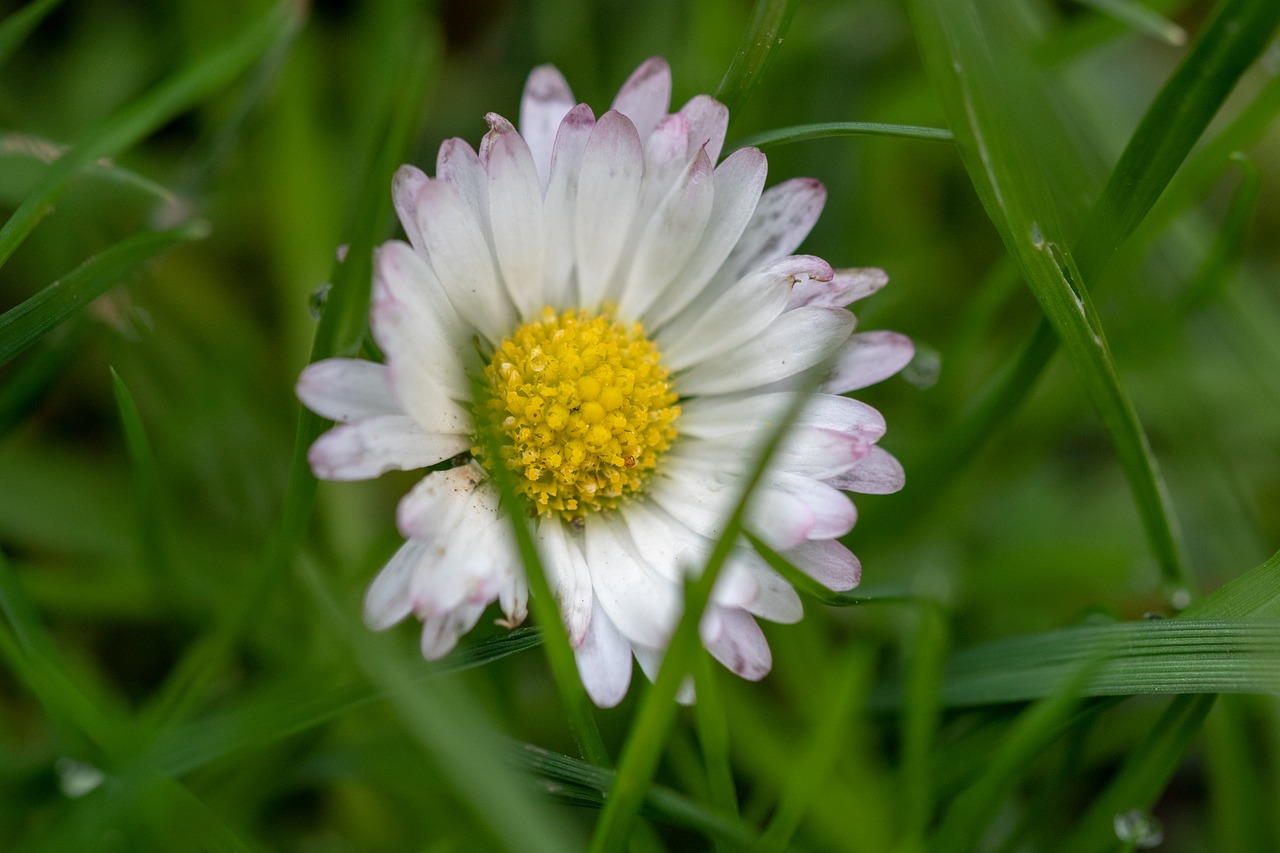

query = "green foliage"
[{"left": 3, "top": 0, "right": 1279, "bottom": 850}]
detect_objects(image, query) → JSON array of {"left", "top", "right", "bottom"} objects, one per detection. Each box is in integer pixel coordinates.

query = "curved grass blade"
[
  {"left": 0, "top": 0, "right": 64, "bottom": 68},
  {"left": 0, "top": 221, "right": 208, "bottom": 366},
  {"left": 0, "top": 3, "right": 288, "bottom": 270},
  {"left": 1171, "top": 153, "right": 1259, "bottom": 313},
  {"left": 1055, "top": 694, "right": 1216, "bottom": 853},
  {"left": 1182, "top": 547, "right": 1280, "bottom": 620},
  {"left": 714, "top": 0, "right": 801, "bottom": 118},
  {"left": 109, "top": 368, "right": 170, "bottom": 589},
  {"left": 0, "top": 133, "right": 177, "bottom": 207},
  {"left": 908, "top": 0, "right": 1193, "bottom": 590},
  {"left": 1072, "top": 0, "right": 1186, "bottom": 46},
  {"left": 728, "top": 121, "right": 953, "bottom": 152},
  {"left": 519, "top": 743, "right": 760, "bottom": 848},
  {"left": 874, "top": 619, "right": 1280, "bottom": 709},
  {"left": 474, "top": 381, "right": 610, "bottom": 767}
]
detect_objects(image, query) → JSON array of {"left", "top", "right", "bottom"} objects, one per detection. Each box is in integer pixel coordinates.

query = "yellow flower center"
[{"left": 473, "top": 306, "right": 680, "bottom": 520}]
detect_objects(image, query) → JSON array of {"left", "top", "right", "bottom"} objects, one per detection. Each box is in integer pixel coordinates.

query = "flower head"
[{"left": 297, "top": 58, "right": 913, "bottom": 707}]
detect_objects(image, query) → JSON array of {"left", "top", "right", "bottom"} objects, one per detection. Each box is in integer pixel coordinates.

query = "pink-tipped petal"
[
  {"left": 575, "top": 110, "right": 644, "bottom": 308},
  {"left": 679, "top": 94, "right": 729, "bottom": 165},
  {"left": 781, "top": 539, "right": 862, "bottom": 592},
  {"left": 789, "top": 267, "right": 888, "bottom": 310},
  {"left": 825, "top": 445, "right": 906, "bottom": 494},
  {"left": 610, "top": 57, "right": 671, "bottom": 142},
  {"left": 720, "top": 178, "right": 827, "bottom": 288},
  {"left": 537, "top": 518, "right": 593, "bottom": 647},
  {"left": 821, "top": 330, "right": 915, "bottom": 394},
  {"left": 297, "top": 358, "right": 400, "bottom": 423},
  {"left": 702, "top": 607, "right": 772, "bottom": 680},
  {"left": 419, "top": 601, "right": 487, "bottom": 660},
  {"left": 486, "top": 121, "right": 547, "bottom": 319},
  {"left": 519, "top": 64, "right": 575, "bottom": 190},
  {"left": 392, "top": 165, "right": 429, "bottom": 249},
  {"left": 363, "top": 539, "right": 427, "bottom": 631},
  {"left": 541, "top": 103, "right": 595, "bottom": 308},
  {"left": 308, "top": 417, "right": 468, "bottom": 482}
]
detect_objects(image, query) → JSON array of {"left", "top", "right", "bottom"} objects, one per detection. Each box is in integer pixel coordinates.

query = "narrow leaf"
[
  {"left": 714, "top": 0, "right": 801, "bottom": 118},
  {"left": 729, "top": 121, "right": 954, "bottom": 152}
]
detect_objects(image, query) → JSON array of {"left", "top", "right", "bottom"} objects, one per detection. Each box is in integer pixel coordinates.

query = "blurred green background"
[{"left": 2, "top": 0, "right": 1278, "bottom": 850}]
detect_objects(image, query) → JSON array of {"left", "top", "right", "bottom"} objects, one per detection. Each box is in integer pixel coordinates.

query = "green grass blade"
[
  {"left": 1073, "top": 0, "right": 1280, "bottom": 279},
  {"left": 908, "top": 0, "right": 1192, "bottom": 590},
  {"left": 1182, "top": 547, "right": 1280, "bottom": 619},
  {"left": 0, "top": 132, "right": 178, "bottom": 206},
  {"left": 714, "top": 0, "right": 801, "bottom": 118},
  {"left": 0, "top": 221, "right": 208, "bottom": 365},
  {"left": 518, "top": 743, "right": 761, "bottom": 847},
  {"left": 728, "top": 122, "right": 954, "bottom": 152},
  {"left": 1056, "top": 694, "right": 1216, "bottom": 853},
  {"left": 1072, "top": 0, "right": 1186, "bottom": 46},
  {"left": 0, "top": 0, "right": 64, "bottom": 67},
  {"left": 901, "top": 603, "right": 948, "bottom": 849},
  {"left": 588, "top": 385, "right": 815, "bottom": 852},
  {"left": 0, "top": 4, "right": 287, "bottom": 270},
  {"left": 876, "top": 619, "right": 1280, "bottom": 709},
  {"left": 693, "top": 651, "right": 739, "bottom": 837},
  {"left": 474, "top": 384, "right": 610, "bottom": 766},
  {"left": 757, "top": 646, "right": 872, "bottom": 852},
  {"left": 109, "top": 368, "right": 169, "bottom": 588}
]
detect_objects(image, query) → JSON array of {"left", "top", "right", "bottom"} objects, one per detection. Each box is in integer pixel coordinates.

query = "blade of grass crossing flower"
[
  {"left": 1056, "top": 694, "right": 1217, "bottom": 853},
  {"left": 928, "top": 645, "right": 1113, "bottom": 851},
  {"left": 900, "top": 603, "right": 948, "bottom": 850},
  {"left": 756, "top": 646, "right": 872, "bottom": 852},
  {"left": 0, "top": 0, "right": 64, "bottom": 67},
  {"left": 299, "top": 559, "right": 577, "bottom": 853},
  {"left": 728, "top": 122, "right": 954, "bottom": 152},
  {"left": 0, "top": 3, "right": 289, "bottom": 270},
  {"left": 1071, "top": 0, "right": 1187, "bottom": 46},
  {"left": 714, "top": 0, "right": 801, "bottom": 118},
  {"left": 0, "top": 221, "right": 208, "bottom": 366},
  {"left": 693, "top": 651, "right": 740, "bottom": 840},
  {"left": 908, "top": 0, "right": 1193, "bottom": 591},
  {"left": 474, "top": 383, "right": 610, "bottom": 767},
  {"left": 589, "top": 382, "right": 815, "bottom": 852}
]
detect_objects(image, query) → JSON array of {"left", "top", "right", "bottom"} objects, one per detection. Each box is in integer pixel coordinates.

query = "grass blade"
[
  {"left": 1072, "top": 0, "right": 1187, "bottom": 46},
  {"left": 0, "top": 3, "right": 287, "bottom": 270},
  {"left": 714, "top": 0, "right": 801, "bottom": 118},
  {"left": 0, "top": 0, "right": 64, "bottom": 68},
  {"left": 908, "top": 0, "right": 1193, "bottom": 590},
  {"left": 728, "top": 121, "right": 954, "bottom": 152},
  {"left": 0, "top": 221, "right": 208, "bottom": 365},
  {"left": 109, "top": 368, "right": 169, "bottom": 588}
]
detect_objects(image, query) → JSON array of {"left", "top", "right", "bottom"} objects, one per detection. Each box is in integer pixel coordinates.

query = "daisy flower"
[{"left": 297, "top": 58, "right": 913, "bottom": 707}]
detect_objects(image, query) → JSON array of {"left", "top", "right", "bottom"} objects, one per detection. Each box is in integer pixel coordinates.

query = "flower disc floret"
[{"left": 473, "top": 307, "right": 680, "bottom": 520}]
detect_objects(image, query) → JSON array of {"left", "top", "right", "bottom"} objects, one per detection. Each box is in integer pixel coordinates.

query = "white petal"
[
  {"left": 774, "top": 426, "right": 870, "bottom": 479},
  {"left": 416, "top": 178, "right": 516, "bottom": 345},
  {"left": 821, "top": 331, "right": 915, "bottom": 393},
  {"left": 420, "top": 601, "right": 487, "bottom": 660},
  {"left": 308, "top": 417, "right": 468, "bottom": 481},
  {"left": 660, "top": 255, "right": 833, "bottom": 371},
  {"left": 584, "top": 518, "right": 680, "bottom": 649},
  {"left": 645, "top": 147, "right": 767, "bottom": 329},
  {"left": 610, "top": 57, "right": 671, "bottom": 142},
  {"left": 825, "top": 445, "right": 905, "bottom": 494},
  {"left": 676, "top": 306, "right": 855, "bottom": 396},
  {"left": 541, "top": 104, "right": 595, "bottom": 308},
  {"left": 486, "top": 120, "right": 546, "bottom": 320},
  {"left": 617, "top": 147, "right": 714, "bottom": 320},
  {"left": 371, "top": 240, "right": 471, "bottom": 403},
  {"left": 619, "top": 501, "right": 710, "bottom": 584},
  {"left": 788, "top": 267, "right": 888, "bottom": 310},
  {"left": 739, "top": 556, "right": 804, "bottom": 624},
  {"left": 748, "top": 485, "right": 815, "bottom": 551},
  {"left": 519, "top": 64, "right": 575, "bottom": 191},
  {"left": 574, "top": 601, "right": 633, "bottom": 708},
  {"left": 297, "top": 358, "right": 400, "bottom": 423},
  {"left": 768, "top": 471, "right": 858, "bottom": 540},
  {"left": 362, "top": 539, "right": 427, "bottom": 630},
  {"left": 436, "top": 138, "right": 490, "bottom": 235},
  {"left": 719, "top": 178, "right": 827, "bottom": 288},
  {"left": 796, "top": 393, "right": 887, "bottom": 442},
  {"left": 781, "top": 539, "right": 862, "bottom": 592},
  {"left": 701, "top": 607, "right": 771, "bottom": 680},
  {"left": 679, "top": 94, "right": 729, "bottom": 165},
  {"left": 396, "top": 463, "right": 487, "bottom": 541},
  {"left": 575, "top": 110, "right": 644, "bottom": 309},
  {"left": 392, "top": 165, "right": 429, "bottom": 250},
  {"left": 647, "top": 466, "right": 738, "bottom": 542},
  {"left": 497, "top": 562, "right": 528, "bottom": 627},
  {"left": 678, "top": 392, "right": 886, "bottom": 445},
  {"left": 537, "top": 518, "right": 592, "bottom": 646}
]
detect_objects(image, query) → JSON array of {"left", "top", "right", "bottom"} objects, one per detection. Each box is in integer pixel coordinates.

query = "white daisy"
[{"left": 297, "top": 58, "right": 913, "bottom": 707}]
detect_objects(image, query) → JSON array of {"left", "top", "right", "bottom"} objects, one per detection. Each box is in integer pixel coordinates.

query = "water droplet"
[
  {"left": 901, "top": 344, "right": 941, "bottom": 389},
  {"left": 309, "top": 283, "right": 332, "bottom": 320},
  {"left": 1170, "top": 588, "right": 1191, "bottom": 610},
  {"left": 1029, "top": 223, "right": 1045, "bottom": 249},
  {"left": 56, "top": 757, "right": 105, "bottom": 798},
  {"left": 1114, "top": 809, "right": 1163, "bottom": 848}
]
